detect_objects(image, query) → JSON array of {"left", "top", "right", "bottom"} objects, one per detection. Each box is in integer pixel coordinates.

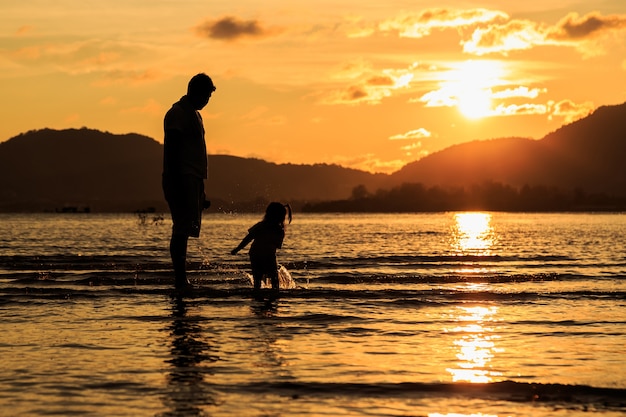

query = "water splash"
[{"left": 246, "top": 264, "right": 297, "bottom": 289}]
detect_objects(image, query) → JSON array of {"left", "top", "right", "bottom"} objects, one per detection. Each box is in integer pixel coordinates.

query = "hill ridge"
[{"left": 1, "top": 102, "right": 624, "bottom": 212}]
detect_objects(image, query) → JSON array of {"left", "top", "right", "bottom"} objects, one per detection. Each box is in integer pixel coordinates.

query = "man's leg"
[{"left": 170, "top": 233, "right": 191, "bottom": 289}]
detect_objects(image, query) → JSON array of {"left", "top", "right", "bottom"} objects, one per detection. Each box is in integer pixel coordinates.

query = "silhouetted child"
[{"left": 231, "top": 202, "right": 292, "bottom": 292}]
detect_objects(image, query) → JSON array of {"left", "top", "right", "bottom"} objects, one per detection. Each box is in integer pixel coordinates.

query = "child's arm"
[{"left": 231, "top": 234, "right": 253, "bottom": 255}]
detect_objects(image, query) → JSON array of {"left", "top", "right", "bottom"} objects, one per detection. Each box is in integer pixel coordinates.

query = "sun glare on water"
[
  {"left": 446, "top": 305, "right": 503, "bottom": 384},
  {"left": 452, "top": 212, "right": 495, "bottom": 254}
]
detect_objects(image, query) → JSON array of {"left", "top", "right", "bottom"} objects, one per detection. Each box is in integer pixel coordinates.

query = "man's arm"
[{"left": 163, "top": 128, "right": 183, "bottom": 173}]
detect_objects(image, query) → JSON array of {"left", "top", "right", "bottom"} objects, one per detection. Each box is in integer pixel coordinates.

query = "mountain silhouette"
[
  {"left": 0, "top": 102, "right": 624, "bottom": 212},
  {"left": 208, "top": 155, "right": 388, "bottom": 205},
  {"left": 0, "top": 128, "right": 163, "bottom": 212},
  {"left": 390, "top": 102, "right": 626, "bottom": 198},
  {"left": 0, "top": 128, "right": 386, "bottom": 212}
]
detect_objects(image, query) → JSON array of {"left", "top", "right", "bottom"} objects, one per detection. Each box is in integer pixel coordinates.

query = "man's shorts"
[{"left": 162, "top": 174, "right": 204, "bottom": 237}]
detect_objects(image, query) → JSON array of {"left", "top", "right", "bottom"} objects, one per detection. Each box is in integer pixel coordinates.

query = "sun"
[
  {"left": 457, "top": 87, "right": 493, "bottom": 119},
  {"left": 446, "top": 60, "right": 504, "bottom": 119}
]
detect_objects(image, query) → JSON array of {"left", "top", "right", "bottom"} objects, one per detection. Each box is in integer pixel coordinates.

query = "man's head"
[{"left": 187, "top": 73, "right": 216, "bottom": 110}]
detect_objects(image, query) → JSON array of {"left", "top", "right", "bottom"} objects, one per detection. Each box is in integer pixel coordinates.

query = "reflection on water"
[
  {"left": 446, "top": 306, "right": 503, "bottom": 384},
  {"left": 161, "top": 296, "right": 220, "bottom": 417},
  {"left": 249, "top": 300, "right": 294, "bottom": 382},
  {"left": 447, "top": 213, "right": 501, "bottom": 384},
  {"left": 451, "top": 212, "right": 495, "bottom": 254},
  {"left": 428, "top": 413, "right": 498, "bottom": 417},
  {"left": 450, "top": 212, "right": 497, "bottom": 274}
]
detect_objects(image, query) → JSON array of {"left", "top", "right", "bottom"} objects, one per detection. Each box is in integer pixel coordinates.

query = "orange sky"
[{"left": 1, "top": 1, "right": 625, "bottom": 173}]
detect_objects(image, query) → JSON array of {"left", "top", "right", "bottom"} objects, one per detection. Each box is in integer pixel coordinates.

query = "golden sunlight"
[
  {"left": 429, "top": 413, "right": 498, "bottom": 417},
  {"left": 446, "top": 306, "right": 502, "bottom": 383},
  {"left": 447, "top": 61, "right": 503, "bottom": 119},
  {"left": 452, "top": 212, "right": 495, "bottom": 254},
  {"left": 457, "top": 87, "right": 492, "bottom": 119}
]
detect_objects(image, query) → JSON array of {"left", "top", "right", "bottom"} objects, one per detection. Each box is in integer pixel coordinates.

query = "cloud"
[
  {"left": 16, "top": 25, "right": 34, "bottom": 36},
  {"left": 488, "top": 99, "right": 593, "bottom": 123},
  {"left": 239, "top": 105, "right": 286, "bottom": 126},
  {"left": 549, "top": 99, "right": 594, "bottom": 123},
  {"left": 366, "top": 75, "right": 394, "bottom": 86},
  {"left": 93, "top": 69, "right": 162, "bottom": 86},
  {"left": 330, "top": 153, "right": 408, "bottom": 174},
  {"left": 194, "top": 16, "right": 280, "bottom": 41},
  {"left": 240, "top": 106, "right": 269, "bottom": 120},
  {"left": 491, "top": 103, "right": 549, "bottom": 117},
  {"left": 389, "top": 128, "right": 431, "bottom": 140},
  {"left": 78, "top": 52, "right": 121, "bottom": 68},
  {"left": 99, "top": 96, "right": 117, "bottom": 106},
  {"left": 321, "top": 64, "right": 417, "bottom": 105},
  {"left": 321, "top": 82, "right": 393, "bottom": 105},
  {"left": 5, "top": 37, "right": 163, "bottom": 86},
  {"left": 399, "top": 142, "right": 429, "bottom": 159},
  {"left": 411, "top": 60, "right": 509, "bottom": 114},
  {"left": 380, "top": 8, "right": 508, "bottom": 38},
  {"left": 122, "top": 99, "right": 163, "bottom": 116},
  {"left": 342, "top": 16, "right": 376, "bottom": 38},
  {"left": 389, "top": 129, "right": 432, "bottom": 160},
  {"left": 64, "top": 113, "right": 80, "bottom": 124},
  {"left": 413, "top": 65, "right": 592, "bottom": 124},
  {"left": 463, "top": 11, "right": 626, "bottom": 56},
  {"left": 325, "top": 85, "right": 386, "bottom": 104},
  {"left": 491, "top": 86, "right": 545, "bottom": 99},
  {"left": 549, "top": 12, "right": 626, "bottom": 40},
  {"left": 344, "top": 86, "right": 370, "bottom": 101},
  {"left": 463, "top": 20, "right": 545, "bottom": 55},
  {"left": 416, "top": 86, "right": 458, "bottom": 108},
  {"left": 11, "top": 45, "right": 42, "bottom": 60}
]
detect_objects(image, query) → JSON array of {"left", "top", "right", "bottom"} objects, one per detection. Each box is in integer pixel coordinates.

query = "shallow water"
[{"left": 1, "top": 212, "right": 625, "bottom": 416}]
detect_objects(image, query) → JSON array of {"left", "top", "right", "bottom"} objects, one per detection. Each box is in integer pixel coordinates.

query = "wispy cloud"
[
  {"left": 549, "top": 99, "right": 594, "bottom": 123},
  {"left": 389, "top": 129, "right": 431, "bottom": 160},
  {"left": 99, "top": 96, "right": 117, "bottom": 106},
  {"left": 194, "top": 16, "right": 281, "bottom": 41},
  {"left": 5, "top": 36, "right": 163, "bottom": 86},
  {"left": 64, "top": 113, "right": 80, "bottom": 124},
  {"left": 491, "top": 86, "right": 545, "bottom": 99},
  {"left": 462, "top": 20, "right": 544, "bottom": 55},
  {"left": 411, "top": 58, "right": 594, "bottom": 124},
  {"left": 93, "top": 69, "right": 162, "bottom": 86},
  {"left": 321, "top": 63, "right": 417, "bottom": 105},
  {"left": 399, "top": 142, "right": 429, "bottom": 159},
  {"left": 15, "top": 25, "right": 34, "bottom": 36},
  {"left": 489, "top": 99, "right": 593, "bottom": 123},
  {"left": 330, "top": 153, "right": 408, "bottom": 174},
  {"left": 549, "top": 12, "right": 626, "bottom": 40},
  {"left": 463, "top": 11, "right": 626, "bottom": 56},
  {"left": 321, "top": 84, "right": 391, "bottom": 105},
  {"left": 121, "top": 99, "right": 163, "bottom": 116},
  {"left": 239, "top": 105, "right": 286, "bottom": 126},
  {"left": 389, "top": 128, "right": 431, "bottom": 140},
  {"left": 379, "top": 8, "right": 508, "bottom": 38}
]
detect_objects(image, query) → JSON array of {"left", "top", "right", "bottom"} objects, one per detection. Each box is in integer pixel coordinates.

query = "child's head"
[{"left": 264, "top": 202, "right": 292, "bottom": 226}]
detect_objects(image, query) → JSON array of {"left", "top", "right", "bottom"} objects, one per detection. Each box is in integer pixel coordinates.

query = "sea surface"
[{"left": 0, "top": 212, "right": 625, "bottom": 417}]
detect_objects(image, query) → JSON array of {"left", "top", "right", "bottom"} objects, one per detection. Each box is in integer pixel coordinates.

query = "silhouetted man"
[{"left": 163, "top": 73, "right": 216, "bottom": 290}]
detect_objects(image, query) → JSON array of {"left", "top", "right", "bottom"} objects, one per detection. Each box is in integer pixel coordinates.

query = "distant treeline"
[{"left": 301, "top": 182, "right": 626, "bottom": 212}]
